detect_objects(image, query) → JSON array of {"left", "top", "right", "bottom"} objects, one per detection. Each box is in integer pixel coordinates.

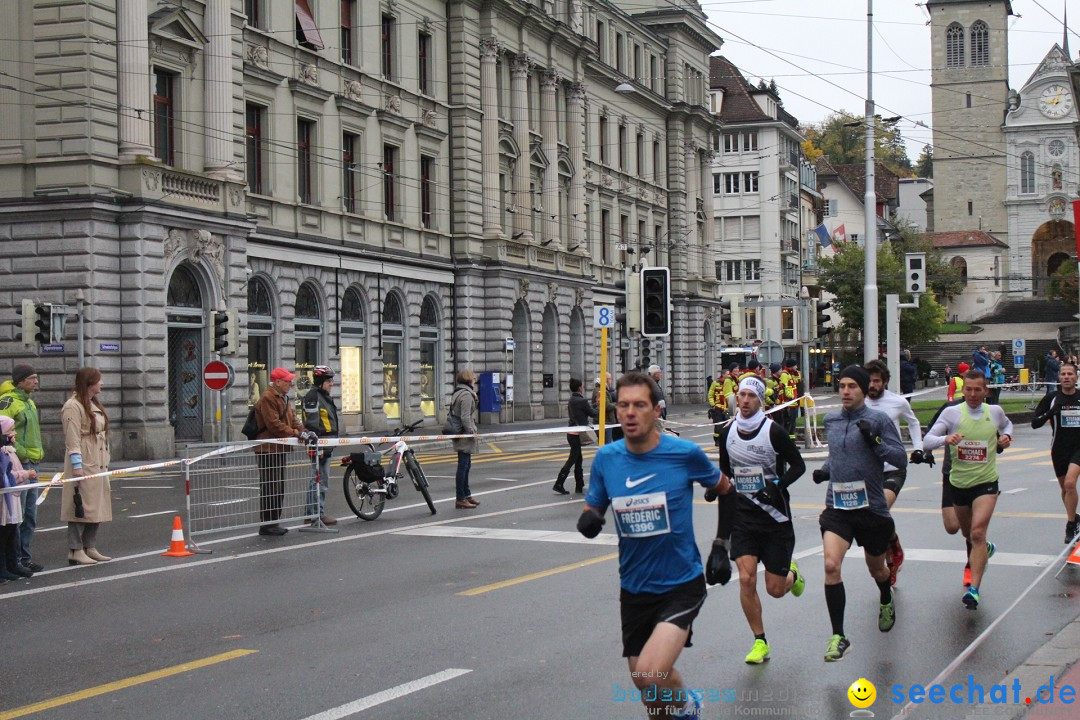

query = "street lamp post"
[{"left": 863, "top": 0, "right": 878, "bottom": 362}]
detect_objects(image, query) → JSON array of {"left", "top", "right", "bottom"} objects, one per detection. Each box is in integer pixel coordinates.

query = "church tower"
[{"left": 927, "top": 0, "right": 1014, "bottom": 236}]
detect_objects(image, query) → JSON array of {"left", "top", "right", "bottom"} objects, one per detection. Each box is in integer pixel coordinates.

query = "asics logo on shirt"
[{"left": 625, "top": 474, "right": 657, "bottom": 488}]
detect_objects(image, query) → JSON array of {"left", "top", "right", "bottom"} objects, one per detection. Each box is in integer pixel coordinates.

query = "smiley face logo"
[{"left": 848, "top": 678, "right": 876, "bottom": 709}]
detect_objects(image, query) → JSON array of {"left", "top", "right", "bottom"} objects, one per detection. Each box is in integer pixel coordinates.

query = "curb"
[{"left": 992, "top": 609, "right": 1080, "bottom": 719}]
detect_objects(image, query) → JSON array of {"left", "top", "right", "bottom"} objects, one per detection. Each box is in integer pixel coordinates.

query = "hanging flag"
[
  {"left": 814, "top": 223, "right": 831, "bottom": 248},
  {"left": 833, "top": 224, "right": 848, "bottom": 245}
]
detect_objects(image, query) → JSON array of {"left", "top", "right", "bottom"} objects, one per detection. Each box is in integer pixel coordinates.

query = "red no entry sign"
[{"left": 203, "top": 360, "right": 234, "bottom": 391}]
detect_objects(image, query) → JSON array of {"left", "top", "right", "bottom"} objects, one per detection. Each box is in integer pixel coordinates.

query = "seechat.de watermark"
[{"left": 890, "top": 675, "right": 1076, "bottom": 707}]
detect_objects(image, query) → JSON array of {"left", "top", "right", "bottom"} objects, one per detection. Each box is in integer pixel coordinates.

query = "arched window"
[
  {"left": 246, "top": 276, "right": 275, "bottom": 406},
  {"left": 295, "top": 282, "right": 323, "bottom": 394},
  {"left": 382, "top": 293, "right": 405, "bottom": 420},
  {"left": 340, "top": 287, "right": 366, "bottom": 414},
  {"left": 970, "top": 21, "right": 989, "bottom": 66},
  {"left": 951, "top": 256, "right": 968, "bottom": 286},
  {"left": 1021, "top": 151, "right": 1036, "bottom": 194},
  {"left": 946, "top": 23, "right": 965, "bottom": 67},
  {"left": 167, "top": 264, "right": 203, "bottom": 308},
  {"left": 419, "top": 296, "right": 440, "bottom": 418}
]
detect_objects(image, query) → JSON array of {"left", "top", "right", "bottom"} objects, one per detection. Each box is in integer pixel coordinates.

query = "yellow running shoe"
[{"left": 745, "top": 638, "right": 770, "bottom": 664}]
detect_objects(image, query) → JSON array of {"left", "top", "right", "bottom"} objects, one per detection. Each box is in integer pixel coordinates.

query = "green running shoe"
[
  {"left": 824, "top": 634, "right": 851, "bottom": 662},
  {"left": 745, "top": 638, "right": 770, "bottom": 664},
  {"left": 986, "top": 541, "right": 996, "bottom": 559},
  {"left": 878, "top": 592, "right": 896, "bottom": 632},
  {"left": 790, "top": 560, "right": 805, "bottom": 597},
  {"left": 963, "top": 586, "right": 980, "bottom": 609}
]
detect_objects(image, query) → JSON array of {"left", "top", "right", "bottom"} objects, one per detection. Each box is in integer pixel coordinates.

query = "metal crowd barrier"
[{"left": 184, "top": 442, "right": 320, "bottom": 550}]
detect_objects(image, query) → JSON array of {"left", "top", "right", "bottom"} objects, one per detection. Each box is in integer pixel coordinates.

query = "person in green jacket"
[{"left": 0, "top": 365, "right": 44, "bottom": 571}]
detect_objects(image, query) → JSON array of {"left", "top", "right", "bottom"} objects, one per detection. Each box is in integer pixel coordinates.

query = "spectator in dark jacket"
[
  {"left": 899, "top": 352, "right": 918, "bottom": 395},
  {"left": 1046, "top": 351, "right": 1062, "bottom": 395},
  {"left": 972, "top": 346, "right": 991, "bottom": 377},
  {"left": 553, "top": 377, "right": 600, "bottom": 495},
  {"left": 301, "top": 365, "right": 340, "bottom": 525}
]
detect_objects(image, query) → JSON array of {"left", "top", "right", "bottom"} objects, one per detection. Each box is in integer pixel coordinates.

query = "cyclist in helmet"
[{"left": 302, "top": 365, "right": 340, "bottom": 525}]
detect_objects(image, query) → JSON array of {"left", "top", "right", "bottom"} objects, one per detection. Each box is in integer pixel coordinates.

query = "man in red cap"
[
  {"left": 948, "top": 363, "right": 970, "bottom": 402},
  {"left": 253, "top": 367, "right": 314, "bottom": 536}
]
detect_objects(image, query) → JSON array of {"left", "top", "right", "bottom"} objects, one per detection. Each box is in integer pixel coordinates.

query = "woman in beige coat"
[{"left": 61, "top": 367, "right": 112, "bottom": 565}]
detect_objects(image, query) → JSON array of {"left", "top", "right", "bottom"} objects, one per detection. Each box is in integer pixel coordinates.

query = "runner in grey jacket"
[{"left": 820, "top": 407, "right": 908, "bottom": 516}]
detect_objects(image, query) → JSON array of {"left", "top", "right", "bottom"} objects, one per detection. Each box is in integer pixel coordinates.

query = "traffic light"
[
  {"left": 614, "top": 273, "right": 642, "bottom": 334},
  {"left": 17, "top": 299, "right": 34, "bottom": 348},
  {"left": 213, "top": 309, "right": 238, "bottom": 355},
  {"left": 640, "top": 267, "right": 671, "bottom": 337},
  {"left": 640, "top": 338, "right": 652, "bottom": 368},
  {"left": 719, "top": 296, "right": 742, "bottom": 339},
  {"left": 905, "top": 252, "right": 927, "bottom": 294},
  {"left": 814, "top": 299, "right": 832, "bottom": 339},
  {"left": 33, "top": 303, "right": 50, "bottom": 345}
]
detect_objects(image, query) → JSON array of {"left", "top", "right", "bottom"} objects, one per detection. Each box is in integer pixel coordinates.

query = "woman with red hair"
[{"left": 60, "top": 367, "right": 112, "bottom": 565}]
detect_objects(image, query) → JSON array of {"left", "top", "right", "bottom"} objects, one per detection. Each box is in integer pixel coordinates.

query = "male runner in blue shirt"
[{"left": 578, "top": 371, "right": 720, "bottom": 719}]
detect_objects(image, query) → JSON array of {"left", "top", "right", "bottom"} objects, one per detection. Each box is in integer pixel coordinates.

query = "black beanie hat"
[
  {"left": 838, "top": 365, "right": 870, "bottom": 396},
  {"left": 11, "top": 364, "right": 35, "bottom": 385}
]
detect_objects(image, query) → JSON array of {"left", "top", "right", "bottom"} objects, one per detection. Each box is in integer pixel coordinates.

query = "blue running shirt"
[{"left": 585, "top": 434, "right": 720, "bottom": 594}]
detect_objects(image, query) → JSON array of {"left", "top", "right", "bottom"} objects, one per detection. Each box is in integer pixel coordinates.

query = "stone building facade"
[
  {"left": 0, "top": 0, "right": 721, "bottom": 459},
  {"left": 927, "top": 0, "right": 1013, "bottom": 238}
]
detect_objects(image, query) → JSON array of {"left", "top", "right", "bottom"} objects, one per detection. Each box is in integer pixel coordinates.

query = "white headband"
[{"left": 738, "top": 376, "right": 766, "bottom": 402}]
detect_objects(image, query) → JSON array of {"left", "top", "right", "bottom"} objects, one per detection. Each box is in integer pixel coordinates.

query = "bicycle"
[{"left": 342, "top": 419, "right": 437, "bottom": 520}]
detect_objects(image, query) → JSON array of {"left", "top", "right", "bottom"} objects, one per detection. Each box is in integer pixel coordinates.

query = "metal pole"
[
  {"left": 598, "top": 325, "right": 608, "bottom": 446},
  {"left": 863, "top": 0, "right": 878, "bottom": 362},
  {"left": 75, "top": 288, "right": 85, "bottom": 367},
  {"left": 886, "top": 294, "right": 900, "bottom": 394},
  {"left": 799, "top": 302, "right": 811, "bottom": 449}
]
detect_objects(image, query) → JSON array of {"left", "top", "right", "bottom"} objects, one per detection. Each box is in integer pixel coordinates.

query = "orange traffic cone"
[
  {"left": 1068, "top": 539, "right": 1080, "bottom": 567},
  {"left": 162, "top": 515, "right": 195, "bottom": 557}
]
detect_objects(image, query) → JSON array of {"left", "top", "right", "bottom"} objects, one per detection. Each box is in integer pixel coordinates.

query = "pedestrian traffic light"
[
  {"left": 17, "top": 299, "right": 35, "bottom": 348},
  {"left": 719, "top": 296, "right": 742, "bottom": 339},
  {"left": 814, "top": 299, "right": 832, "bottom": 339},
  {"left": 640, "top": 267, "right": 671, "bottom": 337},
  {"left": 640, "top": 338, "right": 652, "bottom": 367},
  {"left": 905, "top": 252, "right": 927, "bottom": 294},
  {"left": 213, "top": 309, "right": 237, "bottom": 355},
  {"left": 614, "top": 273, "right": 642, "bottom": 334},
  {"left": 33, "top": 302, "right": 51, "bottom": 345}
]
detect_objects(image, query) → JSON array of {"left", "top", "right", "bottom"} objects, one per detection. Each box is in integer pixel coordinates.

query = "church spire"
[{"left": 1065, "top": 2, "right": 1071, "bottom": 60}]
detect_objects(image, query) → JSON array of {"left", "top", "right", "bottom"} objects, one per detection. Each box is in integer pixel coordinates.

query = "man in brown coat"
[{"left": 254, "top": 367, "right": 313, "bottom": 536}]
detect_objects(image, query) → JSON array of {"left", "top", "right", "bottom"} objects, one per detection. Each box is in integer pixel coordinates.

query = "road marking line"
[
  {"left": 0, "top": 497, "right": 580, "bottom": 600},
  {"left": 0, "top": 649, "right": 256, "bottom": 720},
  {"left": 457, "top": 553, "right": 619, "bottom": 596},
  {"left": 126, "top": 510, "right": 179, "bottom": 519},
  {"left": 397, "top": 526, "right": 617, "bottom": 546},
  {"left": 299, "top": 668, "right": 472, "bottom": 720},
  {"left": 488, "top": 477, "right": 521, "bottom": 482},
  {"left": 35, "top": 526, "right": 66, "bottom": 533},
  {"left": 899, "top": 548, "right": 1056, "bottom": 567},
  {"left": 1003, "top": 487, "right": 1027, "bottom": 494},
  {"left": 997, "top": 451, "right": 1050, "bottom": 462},
  {"left": 486, "top": 442, "right": 503, "bottom": 454}
]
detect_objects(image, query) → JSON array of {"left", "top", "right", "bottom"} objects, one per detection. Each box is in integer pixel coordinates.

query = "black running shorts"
[
  {"left": 818, "top": 507, "right": 895, "bottom": 557},
  {"left": 946, "top": 480, "right": 1000, "bottom": 508},
  {"left": 730, "top": 520, "right": 796, "bottom": 576},
  {"left": 620, "top": 575, "right": 706, "bottom": 658},
  {"left": 1051, "top": 445, "right": 1080, "bottom": 478},
  {"left": 883, "top": 469, "right": 907, "bottom": 495}
]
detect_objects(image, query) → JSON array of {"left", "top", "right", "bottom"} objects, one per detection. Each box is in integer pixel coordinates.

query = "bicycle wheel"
[
  {"left": 405, "top": 452, "right": 437, "bottom": 515},
  {"left": 343, "top": 465, "right": 386, "bottom": 521}
]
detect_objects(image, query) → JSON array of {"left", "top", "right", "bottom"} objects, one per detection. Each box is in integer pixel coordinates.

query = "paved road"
[{"left": 3, "top": 414, "right": 1079, "bottom": 720}]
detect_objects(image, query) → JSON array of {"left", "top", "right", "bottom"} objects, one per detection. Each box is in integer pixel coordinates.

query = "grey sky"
[{"left": 700, "top": 0, "right": 1077, "bottom": 158}]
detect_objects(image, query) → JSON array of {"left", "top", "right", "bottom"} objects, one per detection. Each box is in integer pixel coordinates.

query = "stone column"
[
  {"left": 700, "top": 150, "right": 716, "bottom": 279},
  {"left": 566, "top": 82, "right": 587, "bottom": 253},
  {"left": 117, "top": 0, "right": 154, "bottom": 160},
  {"left": 205, "top": 0, "right": 239, "bottom": 178},
  {"left": 510, "top": 54, "right": 533, "bottom": 242},
  {"left": 480, "top": 37, "right": 502, "bottom": 238},
  {"left": 540, "top": 70, "right": 560, "bottom": 249},
  {"left": 684, "top": 141, "right": 700, "bottom": 278}
]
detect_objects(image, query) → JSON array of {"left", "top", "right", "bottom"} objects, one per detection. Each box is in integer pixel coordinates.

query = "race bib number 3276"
[{"left": 612, "top": 492, "right": 671, "bottom": 538}]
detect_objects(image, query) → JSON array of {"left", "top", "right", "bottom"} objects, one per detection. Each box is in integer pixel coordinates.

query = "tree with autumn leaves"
[
  {"left": 801, "top": 111, "right": 914, "bottom": 178},
  {"left": 818, "top": 223, "right": 963, "bottom": 348}
]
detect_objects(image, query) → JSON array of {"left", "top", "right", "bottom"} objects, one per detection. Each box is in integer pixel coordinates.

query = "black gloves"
[
  {"left": 705, "top": 540, "right": 732, "bottom": 586},
  {"left": 812, "top": 469, "right": 830, "bottom": 484},
  {"left": 577, "top": 509, "right": 606, "bottom": 539},
  {"left": 704, "top": 487, "right": 719, "bottom": 503},
  {"left": 910, "top": 449, "right": 925, "bottom": 464},
  {"left": 752, "top": 482, "right": 783, "bottom": 508},
  {"left": 856, "top": 418, "right": 882, "bottom": 446}
]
